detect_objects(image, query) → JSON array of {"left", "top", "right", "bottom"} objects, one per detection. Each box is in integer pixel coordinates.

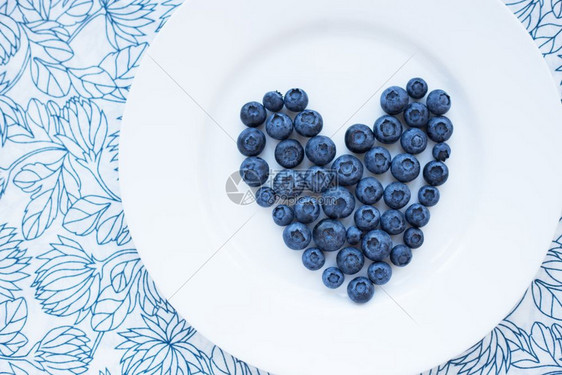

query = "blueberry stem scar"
[
  {"left": 330, "top": 51, "right": 418, "bottom": 138},
  {"left": 148, "top": 54, "right": 236, "bottom": 143},
  {"left": 378, "top": 286, "right": 419, "bottom": 325},
  {"left": 167, "top": 213, "right": 257, "bottom": 301}
]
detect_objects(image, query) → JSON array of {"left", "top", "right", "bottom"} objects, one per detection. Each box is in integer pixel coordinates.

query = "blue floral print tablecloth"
[{"left": 0, "top": 1, "right": 560, "bottom": 374}]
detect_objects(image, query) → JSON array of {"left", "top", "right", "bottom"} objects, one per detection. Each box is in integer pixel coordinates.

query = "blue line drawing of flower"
[
  {"left": 0, "top": 225, "right": 29, "bottom": 303},
  {"left": 117, "top": 309, "right": 211, "bottom": 375}
]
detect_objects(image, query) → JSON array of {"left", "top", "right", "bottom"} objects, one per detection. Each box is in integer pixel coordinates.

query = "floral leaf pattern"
[{"left": 0, "top": 0, "right": 559, "bottom": 374}]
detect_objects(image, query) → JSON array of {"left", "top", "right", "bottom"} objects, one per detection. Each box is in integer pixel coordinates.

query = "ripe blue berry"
[
  {"left": 313, "top": 219, "right": 347, "bottom": 252},
  {"left": 263, "top": 91, "right": 284, "bottom": 112},
  {"left": 391, "top": 153, "right": 420, "bottom": 183},
  {"left": 302, "top": 248, "right": 325, "bottom": 271},
  {"left": 423, "top": 161, "right": 449, "bottom": 186},
  {"left": 337, "top": 247, "right": 365, "bottom": 275},
  {"left": 406, "top": 77, "right": 428, "bottom": 99},
  {"left": 405, "top": 203, "right": 430, "bottom": 227},
  {"left": 345, "top": 124, "right": 375, "bottom": 153},
  {"left": 266, "top": 113, "right": 293, "bottom": 140},
  {"left": 381, "top": 209, "right": 406, "bottom": 235},
  {"left": 321, "top": 186, "right": 355, "bottom": 219},
  {"left": 283, "top": 222, "right": 312, "bottom": 250},
  {"left": 380, "top": 86, "right": 409, "bottom": 115},
  {"left": 322, "top": 267, "right": 345, "bottom": 289},
  {"left": 364, "top": 147, "right": 391, "bottom": 174},
  {"left": 237, "top": 128, "right": 266, "bottom": 156},
  {"left": 240, "top": 157, "right": 269, "bottom": 187},
  {"left": 273, "top": 169, "right": 304, "bottom": 199},
  {"left": 362, "top": 229, "right": 392, "bottom": 261},
  {"left": 373, "top": 115, "right": 403, "bottom": 144},
  {"left": 403, "top": 102, "right": 429, "bottom": 128},
  {"left": 384, "top": 182, "right": 411, "bottom": 209},
  {"left": 331, "top": 155, "right": 363, "bottom": 186},
  {"left": 294, "top": 196, "right": 321, "bottom": 224},
  {"left": 272, "top": 204, "right": 294, "bottom": 226},
  {"left": 284, "top": 88, "right": 308, "bottom": 112},
  {"left": 305, "top": 166, "right": 334, "bottom": 193},
  {"left": 390, "top": 245, "right": 412, "bottom": 266},
  {"left": 367, "top": 261, "right": 392, "bottom": 285},
  {"left": 354, "top": 205, "right": 381, "bottom": 231},
  {"left": 294, "top": 109, "right": 323, "bottom": 137},
  {"left": 404, "top": 227, "right": 424, "bottom": 248},
  {"left": 346, "top": 226, "right": 363, "bottom": 245},
  {"left": 275, "top": 139, "right": 304, "bottom": 168},
  {"left": 400, "top": 128, "right": 427, "bottom": 154},
  {"left": 427, "top": 89, "right": 451, "bottom": 115},
  {"left": 305, "top": 135, "right": 336, "bottom": 166},
  {"left": 255, "top": 186, "right": 276, "bottom": 207},
  {"left": 240, "top": 101, "right": 266, "bottom": 127},
  {"left": 347, "top": 276, "right": 375, "bottom": 303},
  {"left": 355, "top": 177, "right": 383, "bottom": 205},
  {"left": 433, "top": 143, "right": 451, "bottom": 161},
  {"left": 427, "top": 116, "right": 454, "bottom": 142},
  {"left": 418, "top": 185, "right": 440, "bottom": 206}
]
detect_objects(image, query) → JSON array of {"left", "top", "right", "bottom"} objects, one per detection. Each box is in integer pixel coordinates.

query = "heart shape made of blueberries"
[{"left": 237, "top": 79, "right": 452, "bottom": 304}]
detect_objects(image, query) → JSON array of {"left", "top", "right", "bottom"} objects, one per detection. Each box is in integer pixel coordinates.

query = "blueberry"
[
  {"left": 427, "top": 116, "right": 454, "bottom": 142},
  {"left": 305, "top": 166, "right": 334, "bottom": 193},
  {"left": 302, "top": 248, "right": 325, "bottom": 271},
  {"left": 294, "top": 110, "right": 323, "bottom": 137},
  {"left": 354, "top": 205, "right": 381, "bottom": 231},
  {"left": 405, "top": 203, "right": 430, "bottom": 227},
  {"left": 384, "top": 182, "right": 411, "bottom": 209},
  {"left": 373, "top": 115, "right": 403, "bottom": 144},
  {"left": 305, "top": 135, "right": 336, "bottom": 166},
  {"left": 284, "top": 88, "right": 308, "bottom": 112},
  {"left": 331, "top": 155, "right": 363, "bottom": 186},
  {"left": 283, "top": 222, "right": 312, "bottom": 250},
  {"left": 313, "top": 219, "right": 347, "bottom": 252},
  {"left": 272, "top": 204, "right": 294, "bottom": 226},
  {"left": 381, "top": 209, "right": 406, "bottom": 235},
  {"left": 427, "top": 89, "right": 451, "bottom": 115},
  {"left": 380, "top": 86, "right": 409, "bottom": 115},
  {"left": 294, "top": 196, "right": 321, "bottom": 224},
  {"left": 255, "top": 186, "right": 276, "bottom": 207},
  {"left": 362, "top": 229, "right": 392, "bottom": 261},
  {"left": 322, "top": 267, "right": 345, "bottom": 289},
  {"left": 321, "top": 186, "right": 355, "bottom": 219},
  {"left": 275, "top": 139, "right": 304, "bottom": 168},
  {"left": 433, "top": 143, "right": 451, "bottom": 161},
  {"left": 390, "top": 245, "right": 412, "bottom": 267},
  {"left": 364, "top": 147, "right": 391, "bottom": 174},
  {"left": 355, "top": 177, "right": 383, "bottom": 205},
  {"left": 400, "top": 128, "right": 427, "bottom": 155},
  {"left": 273, "top": 169, "right": 304, "bottom": 199},
  {"left": 346, "top": 226, "right": 363, "bottom": 245},
  {"left": 367, "top": 261, "right": 392, "bottom": 285},
  {"left": 403, "top": 102, "right": 429, "bottom": 128},
  {"left": 406, "top": 77, "right": 428, "bottom": 99},
  {"left": 263, "top": 91, "right": 284, "bottom": 112},
  {"left": 240, "top": 157, "right": 269, "bottom": 187},
  {"left": 265, "top": 113, "right": 293, "bottom": 140},
  {"left": 237, "top": 128, "right": 266, "bottom": 156},
  {"left": 423, "top": 161, "right": 449, "bottom": 186},
  {"left": 345, "top": 124, "right": 375, "bottom": 153},
  {"left": 418, "top": 185, "right": 440, "bottom": 206},
  {"left": 240, "top": 101, "right": 266, "bottom": 127},
  {"left": 337, "top": 247, "right": 365, "bottom": 275},
  {"left": 404, "top": 227, "right": 424, "bottom": 249},
  {"left": 347, "top": 276, "right": 375, "bottom": 303},
  {"left": 390, "top": 153, "right": 420, "bottom": 183}
]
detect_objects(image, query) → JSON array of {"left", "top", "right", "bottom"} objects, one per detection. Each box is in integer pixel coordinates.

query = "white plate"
[{"left": 119, "top": 0, "right": 562, "bottom": 374}]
